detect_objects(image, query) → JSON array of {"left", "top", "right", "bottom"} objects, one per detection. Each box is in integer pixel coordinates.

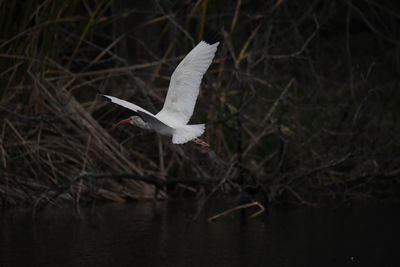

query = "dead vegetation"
[{"left": 1, "top": 0, "right": 399, "bottom": 208}]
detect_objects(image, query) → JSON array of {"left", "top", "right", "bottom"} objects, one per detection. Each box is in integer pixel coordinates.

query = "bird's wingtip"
[
  {"left": 203, "top": 29, "right": 221, "bottom": 45},
  {"left": 102, "top": 96, "right": 111, "bottom": 102},
  {"left": 100, "top": 94, "right": 112, "bottom": 102},
  {"left": 96, "top": 89, "right": 112, "bottom": 102}
]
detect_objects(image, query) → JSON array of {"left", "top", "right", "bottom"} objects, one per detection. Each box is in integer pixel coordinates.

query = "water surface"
[{"left": 1, "top": 199, "right": 399, "bottom": 267}]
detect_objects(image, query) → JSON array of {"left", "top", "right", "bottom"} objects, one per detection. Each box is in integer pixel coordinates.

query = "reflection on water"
[{"left": 0, "top": 199, "right": 399, "bottom": 267}]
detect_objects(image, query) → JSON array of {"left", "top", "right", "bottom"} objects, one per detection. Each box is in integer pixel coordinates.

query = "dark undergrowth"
[{"left": 1, "top": 0, "right": 399, "bottom": 208}]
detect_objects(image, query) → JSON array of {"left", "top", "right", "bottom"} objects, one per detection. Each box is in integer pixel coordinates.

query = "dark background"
[{"left": 1, "top": 0, "right": 399, "bottom": 207}]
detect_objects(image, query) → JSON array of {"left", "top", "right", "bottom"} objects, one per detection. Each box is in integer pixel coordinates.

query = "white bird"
[{"left": 100, "top": 34, "right": 219, "bottom": 147}]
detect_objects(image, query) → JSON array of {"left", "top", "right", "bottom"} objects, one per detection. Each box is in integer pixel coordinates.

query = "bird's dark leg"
[{"left": 192, "top": 138, "right": 209, "bottom": 147}]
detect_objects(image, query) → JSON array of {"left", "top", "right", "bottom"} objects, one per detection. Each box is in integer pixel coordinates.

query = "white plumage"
[{"left": 101, "top": 39, "right": 219, "bottom": 146}]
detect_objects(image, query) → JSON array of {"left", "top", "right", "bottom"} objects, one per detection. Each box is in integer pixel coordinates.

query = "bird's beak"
[{"left": 112, "top": 118, "right": 131, "bottom": 130}]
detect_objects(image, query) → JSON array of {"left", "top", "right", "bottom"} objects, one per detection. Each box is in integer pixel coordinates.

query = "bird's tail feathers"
[{"left": 172, "top": 124, "right": 205, "bottom": 144}]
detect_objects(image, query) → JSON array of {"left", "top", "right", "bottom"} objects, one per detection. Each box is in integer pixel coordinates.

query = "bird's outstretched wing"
[
  {"left": 155, "top": 39, "right": 219, "bottom": 125},
  {"left": 101, "top": 94, "right": 174, "bottom": 133},
  {"left": 136, "top": 110, "right": 174, "bottom": 135},
  {"left": 101, "top": 94, "right": 155, "bottom": 117}
]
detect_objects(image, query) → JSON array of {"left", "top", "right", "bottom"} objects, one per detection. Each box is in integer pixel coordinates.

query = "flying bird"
[{"left": 100, "top": 33, "right": 219, "bottom": 147}]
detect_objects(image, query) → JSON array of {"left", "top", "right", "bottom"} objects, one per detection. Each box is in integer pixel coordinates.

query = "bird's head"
[{"left": 112, "top": 116, "right": 147, "bottom": 129}]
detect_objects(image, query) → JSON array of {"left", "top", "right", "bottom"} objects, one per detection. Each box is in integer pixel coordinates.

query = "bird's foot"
[{"left": 192, "top": 138, "right": 209, "bottom": 147}]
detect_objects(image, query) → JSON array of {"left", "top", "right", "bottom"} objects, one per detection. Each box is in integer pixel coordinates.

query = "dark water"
[{"left": 0, "top": 199, "right": 399, "bottom": 267}]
